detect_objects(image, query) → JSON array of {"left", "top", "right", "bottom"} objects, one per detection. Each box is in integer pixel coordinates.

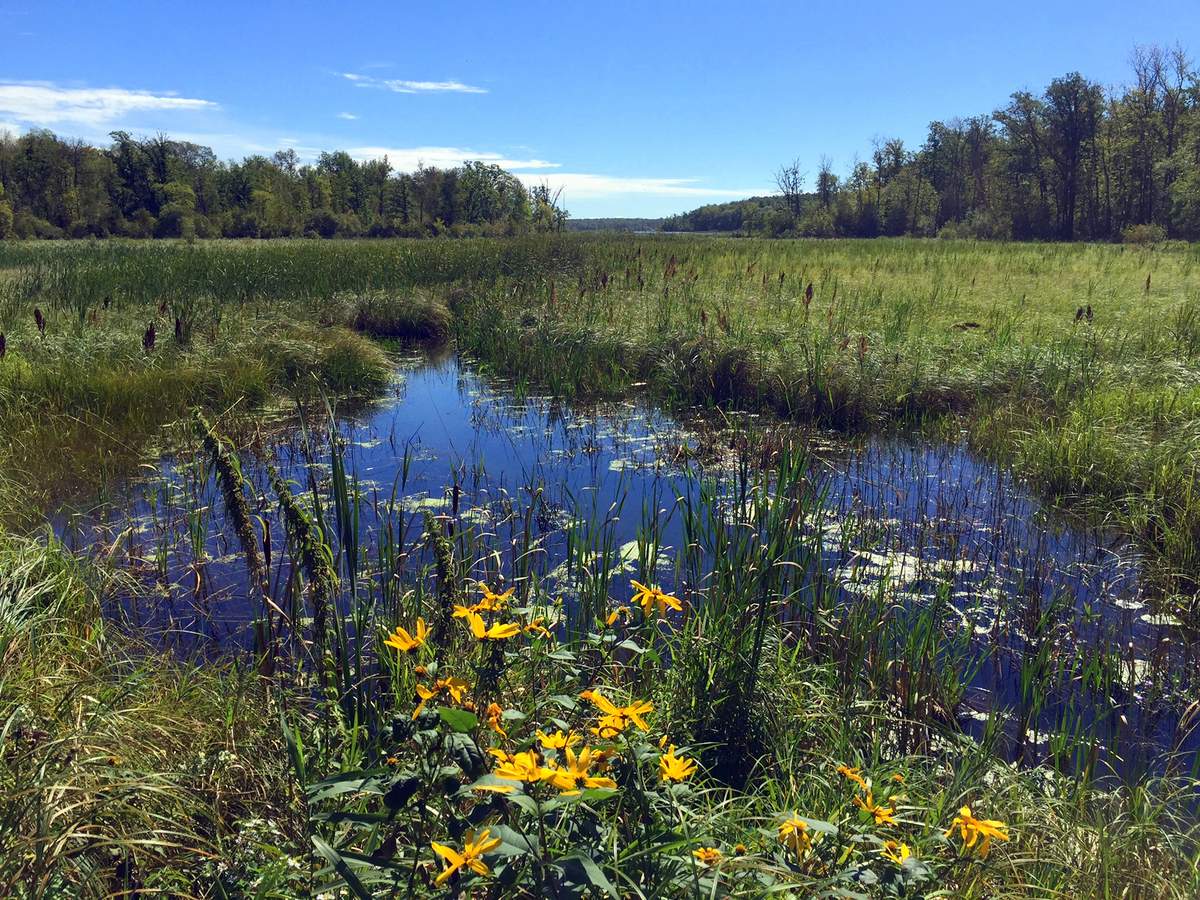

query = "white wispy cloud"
[
  {"left": 340, "top": 73, "right": 487, "bottom": 94},
  {"left": 346, "top": 145, "right": 558, "bottom": 171},
  {"left": 0, "top": 81, "right": 217, "bottom": 128},
  {"left": 336, "top": 112, "right": 358, "bottom": 120},
  {"left": 514, "top": 172, "right": 770, "bottom": 200}
]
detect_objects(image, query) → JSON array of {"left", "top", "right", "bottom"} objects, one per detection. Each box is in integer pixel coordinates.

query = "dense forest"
[
  {"left": 665, "top": 46, "right": 1200, "bottom": 242},
  {"left": 3, "top": 46, "right": 1200, "bottom": 243},
  {"left": 567, "top": 217, "right": 663, "bottom": 232},
  {"left": 0, "top": 131, "right": 568, "bottom": 239}
]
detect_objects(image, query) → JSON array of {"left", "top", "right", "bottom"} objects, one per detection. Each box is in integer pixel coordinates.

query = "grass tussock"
[
  {"left": 335, "top": 290, "right": 453, "bottom": 342},
  {"left": 0, "top": 533, "right": 300, "bottom": 897}
]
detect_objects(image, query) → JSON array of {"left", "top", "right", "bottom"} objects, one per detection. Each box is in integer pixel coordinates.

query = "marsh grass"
[
  {"left": 0, "top": 533, "right": 303, "bottom": 897},
  {"left": 3, "top": 237, "right": 1200, "bottom": 895}
]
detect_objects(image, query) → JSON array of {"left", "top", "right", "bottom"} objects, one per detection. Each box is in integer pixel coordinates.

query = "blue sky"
[{"left": 1, "top": 0, "right": 1197, "bottom": 217}]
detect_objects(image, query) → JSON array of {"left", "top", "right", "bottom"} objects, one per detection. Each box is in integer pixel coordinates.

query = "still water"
[{"left": 56, "top": 350, "right": 1198, "bottom": 778}]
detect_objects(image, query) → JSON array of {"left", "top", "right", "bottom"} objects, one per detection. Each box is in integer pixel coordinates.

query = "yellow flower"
[
  {"left": 485, "top": 702, "right": 507, "bottom": 738},
  {"left": 693, "top": 847, "right": 722, "bottom": 866},
  {"left": 891, "top": 772, "right": 905, "bottom": 784},
  {"left": 630, "top": 580, "right": 683, "bottom": 616},
  {"left": 477, "top": 584, "right": 514, "bottom": 610},
  {"left": 605, "top": 605, "right": 631, "bottom": 626},
  {"left": 580, "top": 689, "right": 653, "bottom": 736},
  {"left": 464, "top": 610, "right": 521, "bottom": 641},
  {"left": 383, "top": 617, "right": 427, "bottom": 653},
  {"left": 946, "top": 805, "right": 1009, "bottom": 858},
  {"left": 733, "top": 843, "right": 748, "bottom": 856},
  {"left": 836, "top": 764, "right": 868, "bottom": 790},
  {"left": 524, "top": 617, "right": 552, "bottom": 639},
  {"left": 659, "top": 745, "right": 698, "bottom": 782},
  {"left": 779, "top": 816, "right": 813, "bottom": 858},
  {"left": 492, "top": 750, "right": 556, "bottom": 786},
  {"left": 854, "top": 791, "right": 897, "bottom": 827},
  {"left": 431, "top": 828, "right": 501, "bottom": 886},
  {"left": 537, "top": 729, "right": 581, "bottom": 750},
  {"left": 548, "top": 746, "right": 618, "bottom": 794},
  {"left": 412, "top": 675, "right": 471, "bottom": 719},
  {"left": 880, "top": 840, "right": 912, "bottom": 865}
]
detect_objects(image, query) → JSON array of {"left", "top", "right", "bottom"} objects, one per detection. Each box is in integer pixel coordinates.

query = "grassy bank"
[
  {"left": 0, "top": 532, "right": 301, "bottom": 895},
  {"left": 445, "top": 237, "right": 1200, "bottom": 591},
  {"left": 1, "top": 237, "right": 1199, "bottom": 895}
]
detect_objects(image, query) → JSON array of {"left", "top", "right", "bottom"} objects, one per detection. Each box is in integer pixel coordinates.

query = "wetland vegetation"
[{"left": 2, "top": 235, "right": 1200, "bottom": 897}]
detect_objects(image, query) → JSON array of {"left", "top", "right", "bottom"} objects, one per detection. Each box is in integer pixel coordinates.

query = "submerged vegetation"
[{"left": 1, "top": 235, "right": 1200, "bottom": 896}]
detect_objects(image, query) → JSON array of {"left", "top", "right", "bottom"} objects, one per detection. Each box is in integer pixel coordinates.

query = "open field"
[{"left": 1, "top": 237, "right": 1200, "bottom": 897}]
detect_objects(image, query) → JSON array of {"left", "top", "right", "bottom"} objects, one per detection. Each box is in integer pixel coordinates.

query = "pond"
[{"left": 55, "top": 349, "right": 1199, "bottom": 781}]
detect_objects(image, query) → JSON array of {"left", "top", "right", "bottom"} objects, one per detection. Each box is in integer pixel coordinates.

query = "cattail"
[
  {"left": 665, "top": 254, "right": 678, "bottom": 278},
  {"left": 1074, "top": 306, "right": 1084, "bottom": 322},
  {"left": 175, "top": 316, "right": 184, "bottom": 344},
  {"left": 1146, "top": 273, "right": 1152, "bottom": 293},
  {"left": 805, "top": 282, "right": 814, "bottom": 304},
  {"left": 102, "top": 295, "right": 111, "bottom": 310},
  {"left": 143, "top": 321, "right": 156, "bottom": 354},
  {"left": 34, "top": 307, "right": 45, "bottom": 336},
  {"left": 600, "top": 272, "right": 608, "bottom": 290},
  {"left": 762, "top": 273, "right": 768, "bottom": 288},
  {"left": 158, "top": 298, "right": 168, "bottom": 315},
  {"left": 1086, "top": 304, "right": 1093, "bottom": 322},
  {"left": 0, "top": 332, "right": 6, "bottom": 359},
  {"left": 549, "top": 281, "right": 557, "bottom": 306},
  {"left": 779, "top": 271, "right": 785, "bottom": 286},
  {"left": 858, "top": 334, "right": 869, "bottom": 362},
  {"left": 700, "top": 309, "right": 707, "bottom": 327}
]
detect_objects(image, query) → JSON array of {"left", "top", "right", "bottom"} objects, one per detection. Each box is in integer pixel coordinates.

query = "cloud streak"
[
  {"left": 0, "top": 81, "right": 216, "bottom": 128},
  {"left": 514, "top": 172, "right": 771, "bottom": 200},
  {"left": 340, "top": 73, "right": 487, "bottom": 94},
  {"left": 346, "top": 145, "right": 558, "bottom": 171}
]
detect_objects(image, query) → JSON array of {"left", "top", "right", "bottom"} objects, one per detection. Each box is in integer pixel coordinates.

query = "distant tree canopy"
[
  {"left": 661, "top": 197, "right": 790, "bottom": 234},
  {"left": 0, "top": 130, "right": 567, "bottom": 239},
  {"left": 665, "top": 46, "right": 1200, "bottom": 242}
]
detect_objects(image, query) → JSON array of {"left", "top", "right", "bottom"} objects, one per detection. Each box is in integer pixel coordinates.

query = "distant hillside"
[{"left": 567, "top": 218, "right": 664, "bottom": 232}]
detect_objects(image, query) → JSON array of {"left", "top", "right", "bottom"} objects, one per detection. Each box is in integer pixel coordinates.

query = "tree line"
[
  {"left": 665, "top": 45, "right": 1200, "bottom": 242},
  {"left": 0, "top": 130, "right": 568, "bottom": 239}
]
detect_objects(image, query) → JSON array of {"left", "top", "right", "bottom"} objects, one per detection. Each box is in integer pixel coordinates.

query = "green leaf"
[
  {"left": 559, "top": 853, "right": 619, "bottom": 898},
  {"left": 438, "top": 706, "right": 479, "bottom": 733},
  {"left": 306, "top": 772, "right": 387, "bottom": 801},
  {"left": 490, "top": 823, "right": 540, "bottom": 856},
  {"left": 312, "top": 835, "right": 373, "bottom": 900},
  {"left": 579, "top": 787, "right": 620, "bottom": 804}
]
